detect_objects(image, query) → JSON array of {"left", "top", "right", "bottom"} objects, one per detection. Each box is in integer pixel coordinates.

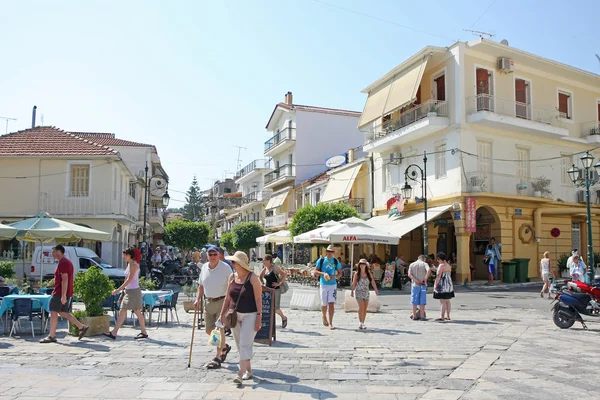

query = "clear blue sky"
[{"left": 1, "top": 0, "right": 598, "bottom": 206}]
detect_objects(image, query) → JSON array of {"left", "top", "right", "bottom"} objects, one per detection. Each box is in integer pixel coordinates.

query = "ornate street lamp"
[
  {"left": 568, "top": 151, "right": 600, "bottom": 282},
  {"left": 402, "top": 152, "right": 429, "bottom": 255},
  {"left": 142, "top": 162, "right": 170, "bottom": 273}
]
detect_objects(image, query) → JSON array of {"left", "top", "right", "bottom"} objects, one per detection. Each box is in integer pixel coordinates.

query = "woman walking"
[
  {"left": 220, "top": 251, "right": 262, "bottom": 386},
  {"left": 433, "top": 252, "right": 455, "bottom": 321},
  {"left": 540, "top": 252, "right": 552, "bottom": 299},
  {"left": 259, "top": 254, "right": 288, "bottom": 328},
  {"left": 351, "top": 259, "right": 379, "bottom": 330},
  {"left": 103, "top": 248, "right": 148, "bottom": 340}
]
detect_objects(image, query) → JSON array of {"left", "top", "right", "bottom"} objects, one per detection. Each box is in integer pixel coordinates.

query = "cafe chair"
[
  {"left": 158, "top": 291, "right": 180, "bottom": 324},
  {"left": 9, "top": 298, "right": 38, "bottom": 338}
]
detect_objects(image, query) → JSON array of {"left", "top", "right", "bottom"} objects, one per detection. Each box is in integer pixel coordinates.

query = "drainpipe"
[
  {"left": 534, "top": 207, "right": 598, "bottom": 241},
  {"left": 369, "top": 155, "right": 375, "bottom": 217}
]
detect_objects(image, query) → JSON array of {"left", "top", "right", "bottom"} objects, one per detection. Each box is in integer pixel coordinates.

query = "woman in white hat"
[
  {"left": 351, "top": 259, "right": 379, "bottom": 330},
  {"left": 220, "top": 251, "right": 263, "bottom": 386}
]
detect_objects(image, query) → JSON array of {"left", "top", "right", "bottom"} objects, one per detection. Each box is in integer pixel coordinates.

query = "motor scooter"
[{"left": 552, "top": 276, "right": 600, "bottom": 329}]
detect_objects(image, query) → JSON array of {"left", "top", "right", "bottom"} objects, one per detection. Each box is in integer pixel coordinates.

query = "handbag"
[
  {"left": 279, "top": 279, "right": 289, "bottom": 294},
  {"left": 224, "top": 272, "right": 251, "bottom": 329}
]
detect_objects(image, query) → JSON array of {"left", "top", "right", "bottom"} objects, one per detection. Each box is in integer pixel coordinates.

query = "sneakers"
[
  {"left": 242, "top": 371, "right": 253, "bottom": 380},
  {"left": 233, "top": 375, "right": 243, "bottom": 386}
]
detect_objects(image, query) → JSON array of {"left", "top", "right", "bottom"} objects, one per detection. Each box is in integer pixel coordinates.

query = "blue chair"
[
  {"left": 9, "top": 298, "right": 38, "bottom": 337},
  {"left": 102, "top": 294, "right": 120, "bottom": 322},
  {"left": 157, "top": 292, "right": 180, "bottom": 324}
]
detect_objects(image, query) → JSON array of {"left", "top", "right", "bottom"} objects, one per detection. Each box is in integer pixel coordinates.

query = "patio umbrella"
[
  {"left": 0, "top": 222, "right": 17, "bottom": 240},
  {"left": 293, "top": 220, "right": 341, "bottom": 244},
  {"left": 9, "top": 212, "right": 111, "bottom": 283},
  {"left": 256, "top": 230, "right": 292, "bottom": 245}
]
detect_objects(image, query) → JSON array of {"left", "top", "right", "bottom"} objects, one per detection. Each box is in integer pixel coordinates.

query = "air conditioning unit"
[
  {"left": 577, "top": 190, "right": 585, "bottom": 203},
  {"left": 389, "top": 151, "right": 402, "bottom": 165},
  {"left": 497, "top": 57, "right": 514, "bottom": 73}
]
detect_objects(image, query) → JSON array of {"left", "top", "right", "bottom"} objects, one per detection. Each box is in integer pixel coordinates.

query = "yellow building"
[{"left": 359, "top": 39, "right": 600, "bottom": 282}]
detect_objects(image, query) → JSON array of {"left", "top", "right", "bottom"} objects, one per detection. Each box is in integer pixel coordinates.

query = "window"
[
  {"left": 70, "top": 164, "right": 90, "bottom": 197},
  {"left": 515, "top": 78, "right": 531, "bottom": 119},
  {"left": 516, "top": 147, "right": 530, "bottom": 184},
  {"left": 476, "top": 68, "right": 494, "bottom": 111},
  {"left": 558, "top": 91, "right": 572, "bottom": 120},
  {"left": 129, "top": 182, "right": 136, "bottom": 199},
  {"left": 572, "top": 222, "right": 581, "bottom": 253},
  {"left": 315, "top": 190, "right": 321, "bottom": 204},
  {"left": 433, "top": 74, "right": 446, "bottom": 101},
  {"left": 435, "top": 143, "right": 446, "bottom": 179},
  {"left": 561, "top": 153, "right": 573, "bottom": 185}
]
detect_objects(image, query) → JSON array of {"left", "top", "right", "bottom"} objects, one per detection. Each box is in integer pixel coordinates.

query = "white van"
[{"left": 27, "top": 246, "right": 126, "bottom": 283}]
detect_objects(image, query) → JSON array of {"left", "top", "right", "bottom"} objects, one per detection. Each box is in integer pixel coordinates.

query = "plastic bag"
[{"left": 207, "top": 329, "right": 222, "bottom": 347}]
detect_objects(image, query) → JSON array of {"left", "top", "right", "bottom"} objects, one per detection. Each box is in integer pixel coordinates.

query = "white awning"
[
  {"left": 358, "top": 56, "right": 429, "bottom": 128},
  {"left": 265, "top": 190, "right": 290, "bottom": 210},
  {"left": 366, "top": 205, "right": 452, "bottom": 238},
  {"left": 320, "top": 164, "right": 363, "bottom": 203}
]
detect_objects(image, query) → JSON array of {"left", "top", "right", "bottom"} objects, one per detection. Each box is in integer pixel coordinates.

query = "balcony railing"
[
  {"left": 344, "top": 198, "right": 365, "bottom": 213},
  {"left": 265, "top": 213, "right": 288, "bottom": 229},
  {"left": 265, "top": 164, "right": 296, "bottom": 185},
  {"left": 367, "top": 100, "right": 448, "bottom": 142},
  {"left": 264, "top": 128, "right": 296, "bottom": 152},
  {"left": 40, "top": 191, "right": 139, "bottom": 221},
  {"left": 464, "top": 171, "right": 559, "bottom": 196},
  {"left": 582, "top": 121, "right": 600, "bottom": 137},
  {"left": 467, "top": 94, "right": 565, "bottom": 126},
  {"left": 237, "top": 159, "right": 270, "bottom": 178},
  {"left": 241, "top": 190, "right": 272, "bottom": 203}
]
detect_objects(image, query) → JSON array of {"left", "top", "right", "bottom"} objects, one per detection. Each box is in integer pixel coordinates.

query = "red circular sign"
[{"left": 551, "top": 228, "right": 560, "bottom": 238}]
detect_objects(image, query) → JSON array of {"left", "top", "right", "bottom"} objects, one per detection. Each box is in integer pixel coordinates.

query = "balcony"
[
  {"left": 467, "top": 94, "right": 569, "bottom": 139},
  {"left": 343, "top": 198, "right": 365, "bottom": 214},
  {"left": 581, "top": 121, "right": 600, "bottom": 143},
  {"left": 363, "top": 100, "right": 449, "bottom": 153},
  {"left": 40, "top": 191, "right": 139, "bottom": 223},
  {"left": 264, "top": 164, "right": 296, "bottom": 189},
  {"left": 264, "top": 128, "right": 296, "bottom": 157},
  {"left": 265, "top": 213, "right": 288, "bottom": 229},
  {"left": 236, "top": 159, "right": 271, "bottom": 184},
  {"left": 148, "top": 207, "right": 164, "bottom": 227},
  {"left": 464, "top": 171, "right": 575, "bottom": 200}
]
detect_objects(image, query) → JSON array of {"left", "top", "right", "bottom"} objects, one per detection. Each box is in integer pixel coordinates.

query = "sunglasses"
[{"left": 208, "top": 253, "right": 219, "bottom": 256}]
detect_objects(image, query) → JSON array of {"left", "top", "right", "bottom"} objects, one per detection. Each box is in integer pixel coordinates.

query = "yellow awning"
[
  {"left": 358, "top": 56, "right": 429, "bottom": 128},
  {"left": 320, "top": 164, "right": 363, "bottom": 203},
  {"left": 265, "top": 190, "right": 290, "bottom": 210}
]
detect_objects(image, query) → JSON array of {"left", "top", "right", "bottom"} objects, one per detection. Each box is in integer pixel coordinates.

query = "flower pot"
[
  {"left": 427, "top": 112, "right": 437, "bottom": 117},
  {"left": 183, "top": 300, "right": 195, "bottom": 313},
  {"left": 471, "top": 186, "right": 481, "bottom": 192},
  {"left": 533, "top": 191, "right": 542, "bottom": 197},
  {"left": 70, "top": 315, "right": 110, "bottom": 337}
]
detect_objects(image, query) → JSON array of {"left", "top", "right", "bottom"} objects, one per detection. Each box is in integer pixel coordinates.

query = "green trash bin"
[
  {"left": 502, "top": 261, "right": 516, "bottom": 283},
  {"left": 512, "top": 258, "right": 531, "bottom": 283}
]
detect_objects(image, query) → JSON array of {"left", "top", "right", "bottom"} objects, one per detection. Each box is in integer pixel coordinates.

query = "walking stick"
[{"left": 187, "top": 306, "right": 198, "bottom": 368}]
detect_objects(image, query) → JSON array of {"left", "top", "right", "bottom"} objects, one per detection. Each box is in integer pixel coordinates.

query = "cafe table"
[
  {"left": 0, "top": 294, "right": 51, "bottom": 335},
  {"left": 141, "top": 290, "right": 173, "bottom": 326}
]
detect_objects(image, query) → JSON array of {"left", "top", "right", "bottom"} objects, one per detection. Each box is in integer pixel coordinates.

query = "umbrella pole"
[
  {"left": 350, "top": 244, "right": 354, "bottom": 278},
  {"left": 40, "top": 240, "right": 44, "bottom": 289}
]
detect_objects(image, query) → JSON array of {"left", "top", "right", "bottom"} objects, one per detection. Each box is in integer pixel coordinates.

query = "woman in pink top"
[{"left": 103, "top": 248, "right": 148, "bottom": 340}]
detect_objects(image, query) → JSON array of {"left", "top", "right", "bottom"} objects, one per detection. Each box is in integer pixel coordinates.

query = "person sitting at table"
[
  {"left": 103, "top": 247, "right": 148, "bottom": 340},
  {"left": 40, "top": 245, "right": 89, "bottom": 343}
]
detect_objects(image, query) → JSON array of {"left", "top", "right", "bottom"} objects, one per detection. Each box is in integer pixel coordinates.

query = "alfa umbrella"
[
  {"left": 9, "top": 212, "right": 111, "bottom": 283},
  {"left": 293, "top": 220, "right": 341, "bottom": 244},
  {"left": 0, "top": 222, "right": 17, "bottom": 240},
  {"left": 256, "top": 230, "right": 292, "bottom": 245}
]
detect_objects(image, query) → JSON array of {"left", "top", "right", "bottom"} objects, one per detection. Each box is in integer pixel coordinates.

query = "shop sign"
[
  {"left": 325, "top": 154, "right": 347, "bottom": 168},
  {"left": 515, "top": 208, "right": 523, "bottom": 216},
  {"left": 465, "top": 197, "right": 476, "bottom": 232}
]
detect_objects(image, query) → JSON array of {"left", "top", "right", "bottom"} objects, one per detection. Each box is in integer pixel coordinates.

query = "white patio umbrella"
[
  {"left": 9, "top": 212, "right": 111, "bottom": 283},
  {"left": 0, "top": 222, "right": 17, "bottom": 240},
  {"left": 293, "top": 220, "right": 341, "bottom": 244},
  {"left": 256, "top": 230, "right": 292, "bottom": 245}
]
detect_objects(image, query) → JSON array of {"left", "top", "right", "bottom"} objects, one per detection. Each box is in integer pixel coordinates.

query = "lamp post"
[
  {"left": 141, "top": 162, "right": 170, "bottom": 271},
  {"left": 567, "top": 151, "right": 600, "bottom": 283},
  {"left": 401, "top": 151, "right": 429, "bottom": 256}
]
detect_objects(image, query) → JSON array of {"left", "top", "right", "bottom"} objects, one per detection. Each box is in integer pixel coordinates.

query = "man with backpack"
[{"left": 314, "top": 245, "right": 342, "bottom": 329}]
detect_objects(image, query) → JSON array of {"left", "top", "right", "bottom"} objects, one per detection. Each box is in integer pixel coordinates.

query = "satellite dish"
[{"left": 500, "top": 39, "right": 509, "bottom": 46}]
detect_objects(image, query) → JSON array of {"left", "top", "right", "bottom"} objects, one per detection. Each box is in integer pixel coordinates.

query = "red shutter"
[
  {"left": 515, "top": 79, "right": 526, "bottom": 103},
  {"left": 415, "top": 85, "right": 421, "bottom": 105},
  {"left": 558, "top": 93, "right": 569, "bottom": 119},
  {"left": 597, "top": 102, "right": 600, "bottom": 122},
  {"left": 435, "top": 75, "right": 446, "bottom": 101},
  {"left": 476, "top": 69, "right": 489, "bottom": 94}
]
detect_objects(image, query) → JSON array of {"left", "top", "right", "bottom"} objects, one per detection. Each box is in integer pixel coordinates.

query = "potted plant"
[
  {"left": 427, "top": 103, "right": 438, "bottom": 117},
  {"left": 470, "top": 175, "right": 487, "bottom": 192},
  {"left": 70, "top": 266, "right": 114, "bottom": 337},
  {"left": 41, "top": 278, "right": 54, "bottom": 294},
  {"left": 139, "top": 277, "right": 157, "bottom": 291},
  {"left": 531, "top": 176, "right": 552, "bottom": 198},
  {"left": 182, "top": 283, "right": 198, "bottom": 313}
]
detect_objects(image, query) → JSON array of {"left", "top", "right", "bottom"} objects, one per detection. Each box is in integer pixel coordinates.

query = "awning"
[
  {"left": 366, "top": 205, "right": 452, "bottom": 238},
  {"left": 320, "top": 164, "right": 363, "bottom": 203},
  {"left": 358, "top": 56, "right": 429, "bottom": 128},
  {"left": 265, "top": 189, "right": 290, "bottom": 210}
]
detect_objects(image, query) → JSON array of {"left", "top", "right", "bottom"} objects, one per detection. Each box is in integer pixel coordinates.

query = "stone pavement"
[{"left": 1, "top": 286, "right": 598, "bottom": 399}]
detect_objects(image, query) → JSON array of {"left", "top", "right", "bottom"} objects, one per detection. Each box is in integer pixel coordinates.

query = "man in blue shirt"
[{"left": 314, "top": 245, "right": 342, "bottom": 329}]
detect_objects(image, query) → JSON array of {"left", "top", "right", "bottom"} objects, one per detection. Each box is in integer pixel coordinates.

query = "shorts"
[
  {"left": 121, "top": 287, "right": 142, "bottom": 310},
  {"left": 410, "top": 284, "right": 427, "bottom": 306},
  {"left": 204, "top": 297, "right": 225, "bottom": 332},
  {"left": 488, "top": 264, "right": 496, "bottom": 275},
  {"left": 542, "top": 272, "right": 551, "bottom": 281},
  {"left": 320, "top": 284, "right": 337, "bottom": 306},
  {"left": 49, "top": 295, "right": 71, "bottom": 313},
  {"left": 273, "top": 288, "right": 281, "bottom": 310}
]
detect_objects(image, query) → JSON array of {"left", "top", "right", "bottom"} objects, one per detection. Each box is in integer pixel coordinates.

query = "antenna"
[
  {"left": 0, "top": 116, "right": 17, "bottom": 134},
  {"left": 463, "top": 29, "right": 495, "bottom": 39},
  {"left": 596, "top": 54, "right": 600, "bottom": 64},
  {"left": 231, "top": 145, "right": 247, "bottom": 174}
]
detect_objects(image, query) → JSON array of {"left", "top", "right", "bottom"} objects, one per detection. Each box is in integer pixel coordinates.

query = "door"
[
  {"left": 435, "top": 75, "right": 445, "bottom": 101},
  {"left": 515, "top": 79, "right": 530, "bottom": 119},
  {"left": 476, "top": 68, "right": 492, "bottom": 111}
]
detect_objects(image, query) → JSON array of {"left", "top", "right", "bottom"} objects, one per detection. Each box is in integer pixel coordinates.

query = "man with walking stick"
[{"left": 193, "top": 245, "right": 232, "bottom": 369}]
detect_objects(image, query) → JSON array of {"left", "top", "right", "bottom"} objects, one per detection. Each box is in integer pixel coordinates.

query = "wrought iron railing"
[
  {"left": 264, "top": 128, "right": 296, "bottom": 152},
  {"left": 265, "top": 164, "right": 296, "bottom": 185},
  {"left": 467, "top": 94, "right": 565, "bottom": 126},
  {"left": 582, "top": 121, "right": 600, "bottom": 137}
]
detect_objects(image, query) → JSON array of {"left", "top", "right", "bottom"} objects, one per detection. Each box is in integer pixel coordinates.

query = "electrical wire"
[
  {"left": 470, "top": 0, "right": 498, "bottom": 29},
  {"left": 0, "top": 161, "right": 114, "bottom": 180}
]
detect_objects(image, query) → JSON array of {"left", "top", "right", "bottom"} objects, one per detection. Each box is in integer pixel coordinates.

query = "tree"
[
  {"left": 164, "top": 220, "right": 210, "bottom": 250},
  {"left": 288, "top": 202, "right": 358, "bottom": 237},
  {"left": 231, "top": 222, "right": 264, "bottom": 254},
  {"left": 182, "top": 175, "right": 203, "bottom": 221},
  {"left": 219, "top": 231, "right": 235, "bottom": 252}
]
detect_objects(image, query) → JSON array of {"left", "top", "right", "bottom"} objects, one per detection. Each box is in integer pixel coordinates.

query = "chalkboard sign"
[{"left": 255, "top": 286, "right": 276, "bottom": 345}]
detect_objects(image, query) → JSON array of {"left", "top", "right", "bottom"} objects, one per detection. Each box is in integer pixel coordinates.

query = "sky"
[{"left": 1, "top": 0, "right": 598, "bottom": 207}]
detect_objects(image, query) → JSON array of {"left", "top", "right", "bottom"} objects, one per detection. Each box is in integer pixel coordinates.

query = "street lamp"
[
  {"left": 402, "top": 151, "right": 429, "bottom": 255},
  {"left": 142, "top": 162, "right": 170, "bottom": 272},
  {"left": 567, "top": 151, "right": 600, "bottom": 282}
]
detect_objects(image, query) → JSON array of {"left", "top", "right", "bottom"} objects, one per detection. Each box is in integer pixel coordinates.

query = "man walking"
[
  {"left": 408, "top": 255, "right": 431, "bottom": 321},
  {"left": 200, "top": 247, "right": 208, "bottom": 264},
  {"left": 489, "top": 237, "right": 502, "bottom": 280},
  {"left": 314, "top": 245, "right": 342, "bottom": 329},
  {"left": 194, "top": 245, "right": 232, "bottom": 369},
  {"left": 40, "top": 245, "right": 88, "bottom": 343}
]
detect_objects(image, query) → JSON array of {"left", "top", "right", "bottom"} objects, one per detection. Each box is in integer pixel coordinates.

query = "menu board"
[
  {"left": 255, "top": 286, "right": 275, "bottom": 345},
  {"left": 382, "top": 263, "right": 395, "bottom": 288}
]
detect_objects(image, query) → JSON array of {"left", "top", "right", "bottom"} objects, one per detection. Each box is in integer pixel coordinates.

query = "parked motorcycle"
[
  {"left": 150, "top": 259, "right": 200, "bottom": 289},
  {"left": 552, "top": 276, "right": 600, "bottom": 329}
]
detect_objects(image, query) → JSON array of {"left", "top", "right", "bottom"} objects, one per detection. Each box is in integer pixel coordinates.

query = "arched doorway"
[{"left": 471, "top": 206, "right": 501, "bottom": 280}]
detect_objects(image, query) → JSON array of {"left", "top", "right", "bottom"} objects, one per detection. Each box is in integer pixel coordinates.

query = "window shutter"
[
  {"left": 435, "top": 75, "right": 445, "bottom": 101},
  {"left": 515, "top": 79, "right": 526, "bottom": 103},
  {"left": 558, "top": 93, "right": 569, "bottom": 118},
  {"left": 476, "top": 69, "right": 490, "bottom": 94}
]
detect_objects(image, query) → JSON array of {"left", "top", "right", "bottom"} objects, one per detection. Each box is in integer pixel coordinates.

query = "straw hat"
[
  {"left": 358, "top": 258, "right": 370, "bottom": 267},
  {"left": 226, "top": 251, "right": 251, "bottom": 271},
  {"left": 326, "top": 244, "right": 336, "bottom": 252}
]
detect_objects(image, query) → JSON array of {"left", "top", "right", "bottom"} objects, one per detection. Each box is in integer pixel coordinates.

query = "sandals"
[
  {"left": 322, "top": 317, "right": 329, "bottom": 327},
  {"left": 207, "top": 357, "right": 222, "bottom": 369},
  {"left": 220, "top": 344, "right": 232, "bottom": 362},
  {"left": 78, "top": 325, "right": 89, "bottom": 340},
  {"left": 282, "top": 318, "right": 288, "bottom": 329},
  {"left": 103, "top": 332, "right": 117, "bottom": 340},
  {"left": 135, "top": 332, "right": 149, "bottom": 340},
  {"left": 39, "top": 336, "right": 57, "bottom": 343},
  {"left": 242, "top": 371, "right": 253, "bottom": 380}
]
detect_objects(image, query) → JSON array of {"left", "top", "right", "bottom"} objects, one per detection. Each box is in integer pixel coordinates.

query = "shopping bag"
[{"left": 207, "top": 329, "right": 222, "bottom": 347}]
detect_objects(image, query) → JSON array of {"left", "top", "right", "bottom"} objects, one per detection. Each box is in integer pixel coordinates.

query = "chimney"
[
  {"left": 285, "top": 91, "right": 293, "bottom": 105},
  {"left": 347, "top": 148, "right": 355, "bottom": 163},
  {"left": 31, "top": 105, "right": 37, "bottom": 128}
]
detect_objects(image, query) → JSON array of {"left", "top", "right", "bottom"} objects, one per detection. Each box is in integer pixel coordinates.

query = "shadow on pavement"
[
  {"left": 283, "top": 328, "right": 323, "bottom": 337},
  {"left": 0, "top": 341, "right": 13, "bottom": 349},
  {"left": 229, "top": 369, "right": 334, "bottom": 399},
  {"left": 58, "top": 341, "right": 112, "bottom": 352},
  {"left": 270, "top": 340, "right": 308, "bottom": 348},
  {"left": 446, "top": 320, "right": 500, "bottom": 325},
  {"left": 371, "top": 328, "right": 421, "bottom": 335}
]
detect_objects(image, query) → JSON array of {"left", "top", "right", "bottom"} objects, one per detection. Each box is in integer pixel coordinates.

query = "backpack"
[{"left": 316, "top": 257, "right": 340, "bottom": 270}]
